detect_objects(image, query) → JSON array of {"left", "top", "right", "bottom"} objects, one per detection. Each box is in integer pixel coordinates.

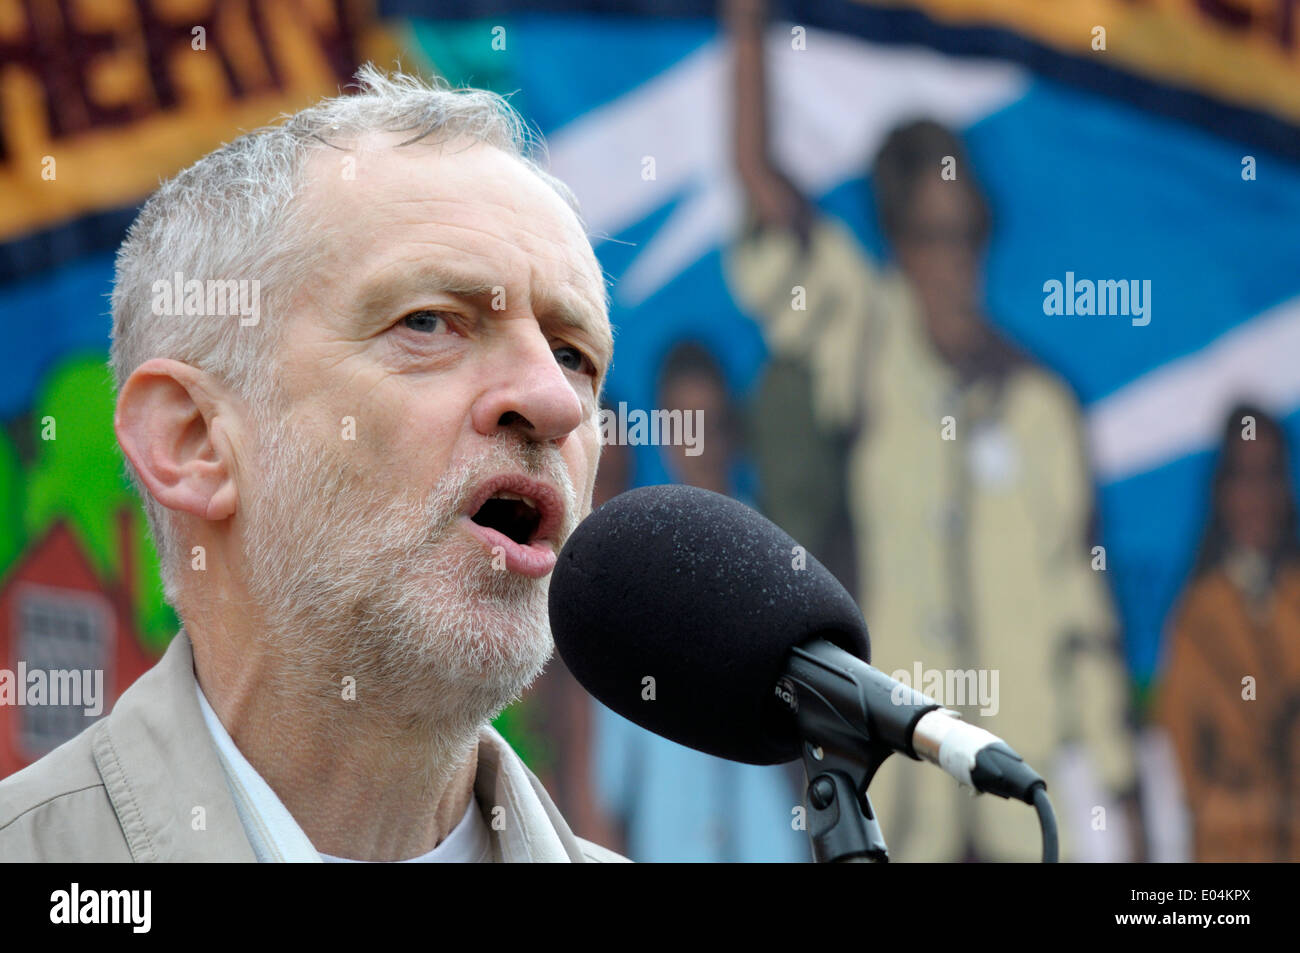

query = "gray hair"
[{"left": 110, "top": 63, "right": 584, "bottom": 604}]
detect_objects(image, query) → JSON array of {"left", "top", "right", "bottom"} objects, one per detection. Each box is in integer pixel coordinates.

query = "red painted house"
[{"left": 0, "top": 509, "right": 157, "bottom": 779}]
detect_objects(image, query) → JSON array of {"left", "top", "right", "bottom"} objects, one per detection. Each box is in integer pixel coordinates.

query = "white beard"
[{"left": 239, "top": 414, "right": 576, "bottom": 746}]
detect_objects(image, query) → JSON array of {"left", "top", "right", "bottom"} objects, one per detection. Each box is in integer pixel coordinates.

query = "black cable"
[
  {"left": 1032, "top": 784, "right": 1059, "bottom": 863},
  {"left": 969, "top": 743, "right": 1056, "bottom": 861}
]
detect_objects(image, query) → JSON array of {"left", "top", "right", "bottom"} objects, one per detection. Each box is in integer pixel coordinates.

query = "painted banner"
[{"left": 2, "top": 0, "right": 1298, "bottom": 860}]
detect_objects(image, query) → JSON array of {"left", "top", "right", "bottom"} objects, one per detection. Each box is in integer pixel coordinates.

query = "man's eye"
[
  {"left": 401, "top": 310, "right": 453, "bottom": 334},
  {"left": 554, "top": 345, "right": 594, "bottom": 375}
]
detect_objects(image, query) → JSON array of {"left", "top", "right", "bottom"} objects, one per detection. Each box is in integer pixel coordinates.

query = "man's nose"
[{"left": 470, "top": 321, "right": 586, "bottom": 444}]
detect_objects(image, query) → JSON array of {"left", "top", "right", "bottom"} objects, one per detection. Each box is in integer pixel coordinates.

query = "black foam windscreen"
[{"left": 548, "top": 484, "right": 870, "bottom": 765}]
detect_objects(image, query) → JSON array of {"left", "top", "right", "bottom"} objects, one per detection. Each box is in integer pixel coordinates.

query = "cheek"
[
  {"left": 379, "top": 389, "right": 465, "bottom": 482},
  {"left": 319, "top": 373, "right": 465, "bottom": 487}
]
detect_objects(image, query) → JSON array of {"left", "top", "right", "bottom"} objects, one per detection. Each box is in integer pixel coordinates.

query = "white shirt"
[
  {"left": 195, "top": 683, "right": 491, "bottom": 863},
  {"left": 319, "top": 796, "right": 490, "bottom": 863}
]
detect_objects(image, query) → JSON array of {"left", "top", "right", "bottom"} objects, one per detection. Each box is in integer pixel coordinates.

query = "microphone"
[
  {"left": 781, "top": 639, "right": 1047, "bottom": 804},
  {"left": 548, "top": 484, "right": 1048, "bottom": 805}
]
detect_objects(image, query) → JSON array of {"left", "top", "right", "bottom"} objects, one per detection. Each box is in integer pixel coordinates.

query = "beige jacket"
[{"left": 0, "top": 631, "right": 627, "bottom": 863}]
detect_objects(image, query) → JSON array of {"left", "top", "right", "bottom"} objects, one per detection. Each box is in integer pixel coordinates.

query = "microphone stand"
[
  {"left": 784, "top": 641, "right": 937, "bottom": 863},
  {"left": 799, "top": 740, "right": 892, "bottom": 863}
]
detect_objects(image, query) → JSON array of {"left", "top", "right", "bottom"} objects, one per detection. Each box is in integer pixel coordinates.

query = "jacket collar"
[
  {"left": 473, "top": 723, "right": 585, "bottom": 862},
  {"left": 92, "top": 629, "right": 255, "bottom": 861},
  {"left": 92, "top": 630, "right": 590, "bottom": 862}
]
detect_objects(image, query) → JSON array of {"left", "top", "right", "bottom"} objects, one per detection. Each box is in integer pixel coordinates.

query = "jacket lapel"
[
  {"left": 473, "top": 726, "right": 589, "bottom": 862},
  {"left": 91, "top": 630, "right": 256, "bottom": 861}
]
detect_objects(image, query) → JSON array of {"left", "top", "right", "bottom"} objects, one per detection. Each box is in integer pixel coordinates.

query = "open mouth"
[
  {"left": 461, "top": 476, "right": 563, "bottom": 578},
  {"left": 470, "top": 491, "right": 543, "bottom": 545}
]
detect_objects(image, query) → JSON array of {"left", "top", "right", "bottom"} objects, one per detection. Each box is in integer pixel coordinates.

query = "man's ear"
[{"left": 115, "top": 358, "right": 242, "bottom": 522}]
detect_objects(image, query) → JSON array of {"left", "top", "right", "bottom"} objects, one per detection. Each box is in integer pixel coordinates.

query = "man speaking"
[{"left": 0, "top": 66, "right": 625, "bottom": 863}]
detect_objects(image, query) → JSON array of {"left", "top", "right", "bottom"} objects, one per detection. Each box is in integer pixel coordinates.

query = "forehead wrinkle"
[
  {"left": 353, "top": 257, "right": 500, "bottom": 321},
  {"left": 364, "top": 209, "right": 591, "bottom": 273},
  {"left": 351, "top": 213, "right": 593, "bottom": 300},
  {"left": 340, "top": 161, "right": 595, "bottom": 280},
  {"left": 309, "top": 138, "right": 581, "bottom": 257}
]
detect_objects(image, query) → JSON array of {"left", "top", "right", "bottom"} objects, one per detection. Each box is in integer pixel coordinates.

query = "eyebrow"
[
  {"left": 355, "top": 262, "right": 497, "bottom": 316},
  {"left": 356, "top": 260, "right": 614, "bottom": 373}
]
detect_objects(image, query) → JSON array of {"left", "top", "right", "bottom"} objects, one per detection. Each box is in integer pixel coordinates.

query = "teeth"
[{"left": 493, "top": 491, "right": 537, "bottom": 509}]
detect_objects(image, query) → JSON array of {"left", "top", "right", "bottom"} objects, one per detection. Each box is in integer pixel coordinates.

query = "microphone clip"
[
  {"left": 800, "top": 742, "right": 892, "bottom": 863},
  {"left": 784, "top": 638, "right": 940, "bottom": 863}
]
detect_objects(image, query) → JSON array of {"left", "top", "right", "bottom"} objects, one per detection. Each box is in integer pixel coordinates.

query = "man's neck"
[{"left": 189, "top": 622, "right": 482, "bottom": 862}]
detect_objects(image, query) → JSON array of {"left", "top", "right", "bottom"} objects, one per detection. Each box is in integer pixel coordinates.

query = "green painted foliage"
[{"left": 21, "top": 353, "right": 176, "bottom": 650}]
